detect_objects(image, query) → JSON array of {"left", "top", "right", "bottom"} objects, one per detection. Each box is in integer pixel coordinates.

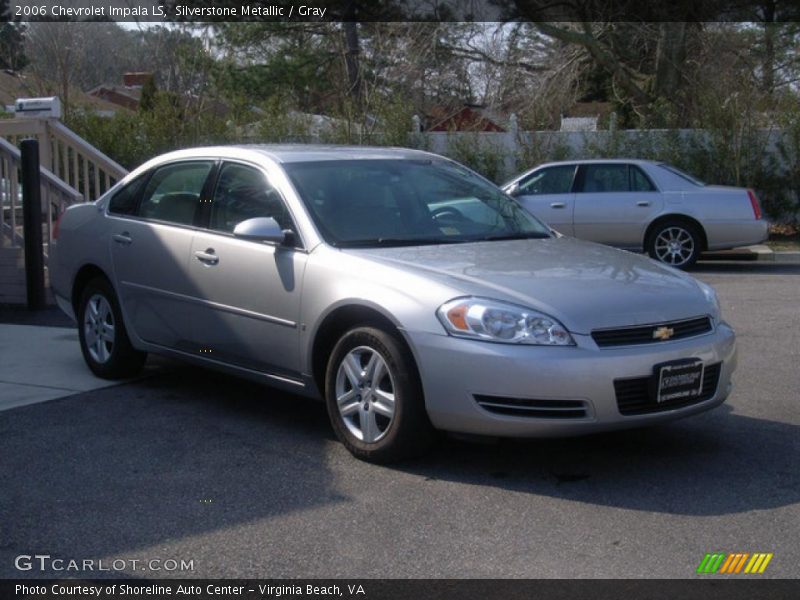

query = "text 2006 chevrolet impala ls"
[{"left": 51, "top": 146, "right": 736, "bottom": 462}]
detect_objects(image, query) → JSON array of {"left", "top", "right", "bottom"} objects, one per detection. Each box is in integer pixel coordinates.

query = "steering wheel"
[{"left": 431, "top": 206, "right": 467, "bottom": 222}]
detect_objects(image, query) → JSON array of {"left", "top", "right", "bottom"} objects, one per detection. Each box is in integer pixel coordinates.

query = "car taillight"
[
  {"left": 747, "top": 189, "right": 762, "bottom": 220},
  {"left": 52, "top": 211, "right": 63, "bottom": 240}
]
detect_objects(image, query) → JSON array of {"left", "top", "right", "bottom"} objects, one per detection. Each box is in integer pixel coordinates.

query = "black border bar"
[
  {"left": 4, "top": 579, "right": 800, "bottom": 600},
  {"left": 4, "top": 0, "right": 800, "bottom": 23}
]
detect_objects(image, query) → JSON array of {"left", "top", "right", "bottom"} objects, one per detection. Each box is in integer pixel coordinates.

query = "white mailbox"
[{"left": 14, "top": 97, "right": 62, "bottom": 119}]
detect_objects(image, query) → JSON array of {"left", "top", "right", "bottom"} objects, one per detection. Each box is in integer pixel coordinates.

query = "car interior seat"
[
  {"left": 328, "top": 180, "right": 403, "bottom": 239},
  {"left": 143, "top": 192, "right": 198, "bottom": 225},
  {"left": 585, "top": 175, "right": 606, "bottom": 193}
]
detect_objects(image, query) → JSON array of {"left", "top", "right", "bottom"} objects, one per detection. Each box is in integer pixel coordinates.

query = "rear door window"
[
  {"left": 580, "top": 164, "right": 629, "bottom": 193},
  {"left": 630, "top": 166, "right": 656, "bottom": 192}
]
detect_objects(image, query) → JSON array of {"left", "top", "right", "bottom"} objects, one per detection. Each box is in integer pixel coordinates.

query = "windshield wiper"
[
  {"left": 481, "top": 232, "right": 552, "bottom": 241},
  {"left": 337, "top": 237, "right": 468, "bottom": 248}
]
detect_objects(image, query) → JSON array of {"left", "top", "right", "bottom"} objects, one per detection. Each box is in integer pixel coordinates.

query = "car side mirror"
[
  {"left": 506, "top": 182, "right": 521, "bottom": 197},
  {"left": 233, "top": 217, "right": 289, "bottom": 244}
]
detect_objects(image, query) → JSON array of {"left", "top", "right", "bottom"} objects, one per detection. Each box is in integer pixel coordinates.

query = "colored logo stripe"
[
  {"left": 697, "top": 552, "right": 773, "bottom": 574},
  {"left": 697, "top": 553, "right": 726, "bottom": 573},
  {"left": 745, "top": 553, "right": 773, "bottom": 574},
  {"left": 719, "top": 553, "right": 749, "bottom": 573}
]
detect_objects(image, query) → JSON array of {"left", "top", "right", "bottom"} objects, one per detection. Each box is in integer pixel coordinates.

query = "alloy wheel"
[
  {"left": 654, "top": 226, "right": 695, "bottom": 266},
  {"left": 334, "top": 346, "right": 396, "bottom": 443},
  {"left": 84, "top": 293, "right": 115, "bottom": 364}
]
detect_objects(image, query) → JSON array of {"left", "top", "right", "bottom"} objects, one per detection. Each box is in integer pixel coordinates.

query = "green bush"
[
  {"left": 67, "top": 93, "right": 236, "bottom": 171},
  {"left": 441, "top": 133, "right": 509, "bottom": 183},
  {"left": 65, "top": 101, "right": 798, "bottom": 223},
  {"left": 574, "top": 127, "right": 797, "bottom": 222},
  {"left": 515, "top": 133, "right": 574, "bottom": 173}
]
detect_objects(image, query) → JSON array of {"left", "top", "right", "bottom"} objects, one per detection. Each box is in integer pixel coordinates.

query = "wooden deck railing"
[
  {"left": 0, "top": 118, "right": 128, "bottom": 203},
  {"left": 0, "top": 137, "right": 83, "bottom": 258}
]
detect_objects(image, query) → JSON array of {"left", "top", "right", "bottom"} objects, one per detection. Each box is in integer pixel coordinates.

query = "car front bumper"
[
  {"left": 54, "top": 291, "right": 77, "bottom": 322},
  {"left": 407, "top": 322, "right": 736, "bottom": 437}
]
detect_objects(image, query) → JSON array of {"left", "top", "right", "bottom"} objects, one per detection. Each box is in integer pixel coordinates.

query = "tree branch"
[
  {"left": 438, "top": 42, "right": 548, "bottom": 74},
  {"left": 533, "top": 21, "right": 653, "bottom": 106}
]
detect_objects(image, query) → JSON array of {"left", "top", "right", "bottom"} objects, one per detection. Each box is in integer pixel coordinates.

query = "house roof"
[
  {"left": 87, "top": 84, "right": 141, "bottom": 98},
  {"left": 0, "top": 70, "right": 126, "bottom": 114},
  {"left": 564, "top": 101, "right": 613, "bottom": 118},
  {"left": 87, "top": 85, "right": 141, "bottom": 111},
  {"left": 88, "top": 81, "right": 229, "bottom": 118},
  {"left": 426, "top": 104, "right": 508, "bottom": 132}
]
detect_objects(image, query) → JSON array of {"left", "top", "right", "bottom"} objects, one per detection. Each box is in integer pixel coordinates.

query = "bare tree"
[
  {"left": 25, "top": 21, "right": 90, "bottom": 116},
  {"left": 753, "top": 1, "right": 800, "bottom": 94}
]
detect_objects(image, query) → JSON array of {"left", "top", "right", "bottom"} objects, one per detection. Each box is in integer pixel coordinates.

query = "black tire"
[
  {"left": 325, "top": 326, "right": 436, "bottom": 463},
  {"left": 77, "top": 276, "right": 146, "bottom": 379},
  {"left": 646, "top": 220, "right": 703, "bottom": 269}
]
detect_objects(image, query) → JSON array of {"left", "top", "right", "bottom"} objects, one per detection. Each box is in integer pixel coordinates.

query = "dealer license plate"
[{"left": 655, "top": 360, "right": 704, "bottom": 403}]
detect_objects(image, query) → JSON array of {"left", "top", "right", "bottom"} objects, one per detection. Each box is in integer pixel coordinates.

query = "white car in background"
[{"left": 503, "top": 159, "right": 769, "bottom": 268}]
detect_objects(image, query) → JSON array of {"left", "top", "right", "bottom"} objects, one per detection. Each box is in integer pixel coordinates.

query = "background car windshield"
[
  {"left": 659, "top": 163, "right": 706, "bottom": 186},
  {"left": 285, "top": 159, "right": 551, "bottom": 246}
]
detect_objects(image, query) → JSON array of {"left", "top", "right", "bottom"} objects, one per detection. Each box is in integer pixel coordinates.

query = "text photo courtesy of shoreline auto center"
[{"left": 1, "top": 1, "right": 799, "bottom": 599}]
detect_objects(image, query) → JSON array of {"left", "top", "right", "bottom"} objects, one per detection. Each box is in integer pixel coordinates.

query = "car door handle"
[
  {"left": 194, "top": 249, "right": 219, "bottom": 265},
  {"left": 637, "top": 201, "right": 651, "bottom": 207},
  {"left": 550, "top": 202, "right": 567, "bottom": 209},
  {"left": 112, "top": 233, "right": 132, "bottom": 245}
]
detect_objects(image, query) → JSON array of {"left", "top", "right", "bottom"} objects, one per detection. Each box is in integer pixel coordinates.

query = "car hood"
[{"left": 346, "top": 237, "right": 711, "bottom": 334}]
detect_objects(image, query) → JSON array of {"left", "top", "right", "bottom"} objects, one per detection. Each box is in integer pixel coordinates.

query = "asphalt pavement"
[{"left": 0, "top": 261, "right": 798, "bottom": 579}]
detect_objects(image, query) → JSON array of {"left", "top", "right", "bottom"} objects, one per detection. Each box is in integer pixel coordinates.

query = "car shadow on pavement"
[
  {"left": 2, "top": 362, "right": 798, "bottom": 578},
  {"left": 402, "top": 402, "right": 800, "bottom": 516},
  {"left": 0, "top": 365, "right": 344, "bottom": 578}
]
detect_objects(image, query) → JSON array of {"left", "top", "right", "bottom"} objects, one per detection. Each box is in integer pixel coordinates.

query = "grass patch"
[
  {"left": 766, "top": 239, "right": 800, "bottom": 251},
  {"left": 767, "top": 223, "right": 800, "bottom": 251}
]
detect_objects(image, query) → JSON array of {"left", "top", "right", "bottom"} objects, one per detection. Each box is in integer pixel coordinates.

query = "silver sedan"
[
  {"left": 51, "top": 146, "right": 736, "bottom": 462},
  {"left": 503, "top": 159, "right": 769, "bottom": 268}
]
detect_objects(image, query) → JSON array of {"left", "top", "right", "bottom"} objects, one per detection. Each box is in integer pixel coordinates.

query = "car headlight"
[
  {"left": 437, "top": 297, "right": 575, "bottom": 345},
  {"left": 697, "top": 281, "right": 722, "bottom": 321}
]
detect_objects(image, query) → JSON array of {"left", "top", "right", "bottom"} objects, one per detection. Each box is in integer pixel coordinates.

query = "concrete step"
[{"left": 0, "top": 246, "right": 52, "bottom": 304}]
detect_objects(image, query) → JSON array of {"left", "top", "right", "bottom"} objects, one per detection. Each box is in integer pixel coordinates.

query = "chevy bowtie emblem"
[{"left": 653, "top": 326, "right": 675, "bottom": 340}]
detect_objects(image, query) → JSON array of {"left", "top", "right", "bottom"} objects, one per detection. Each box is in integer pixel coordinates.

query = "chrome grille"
[{"left": 592, "top": 316, "right": 713, "bottom": 348}]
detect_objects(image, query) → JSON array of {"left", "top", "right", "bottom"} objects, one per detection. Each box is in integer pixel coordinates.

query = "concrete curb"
[
  {"left": 702, "top": 245, "right": 800, "bottom": 264},
  {"left": 774, "top": 251, "right": 800, "bottom": 263}
]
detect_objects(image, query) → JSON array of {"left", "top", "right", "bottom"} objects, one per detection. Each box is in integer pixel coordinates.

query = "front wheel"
[
  {"left": 325, "top": 326, "right": 436, "bottom": 463},
  {"left": 646, "top": 221, "right": 703, "bottom": 269},
  {"left": 78, "top": 277, "right": 146, "bottom": 379}
]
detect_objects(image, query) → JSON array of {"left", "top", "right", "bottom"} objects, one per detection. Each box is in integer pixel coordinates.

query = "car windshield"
[
  {"left": 658, "top": 163, "right": 706, "bottom": 186},
  {"left": 284, "top": 159, "right": 551, "bottom": 247}
]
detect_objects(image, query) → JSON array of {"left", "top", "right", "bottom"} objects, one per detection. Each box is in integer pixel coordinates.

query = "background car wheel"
[
  {"left": 325, "top": 326, "right": 436, "bottom": 463},
  {"left": 78, "top": 277, "right": 146, "bottom": 379},
  {"left": 647, "top": 220, "right": 703, "bottom": 268}
]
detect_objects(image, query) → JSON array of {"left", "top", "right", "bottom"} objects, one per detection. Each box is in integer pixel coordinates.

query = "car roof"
[
  {"left": 536, "top": 159, "right": 659, "bottom": 167},
  {"left": 148, "top": 144, "right": 440, "bottom": 165},
  {"left": 501, "top": 158, "right": 667, "bottom": 187}
]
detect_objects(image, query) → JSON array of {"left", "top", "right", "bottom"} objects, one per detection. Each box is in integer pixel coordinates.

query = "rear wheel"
[
  {"left": 325, "top": 326, "right": 435, "bottom": 463},
  {"left": 78, "top": 277, "right": 146, "bottom": 379},
  {"left": 647, "top": 220, "right": 702, "bottom": 268}
]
